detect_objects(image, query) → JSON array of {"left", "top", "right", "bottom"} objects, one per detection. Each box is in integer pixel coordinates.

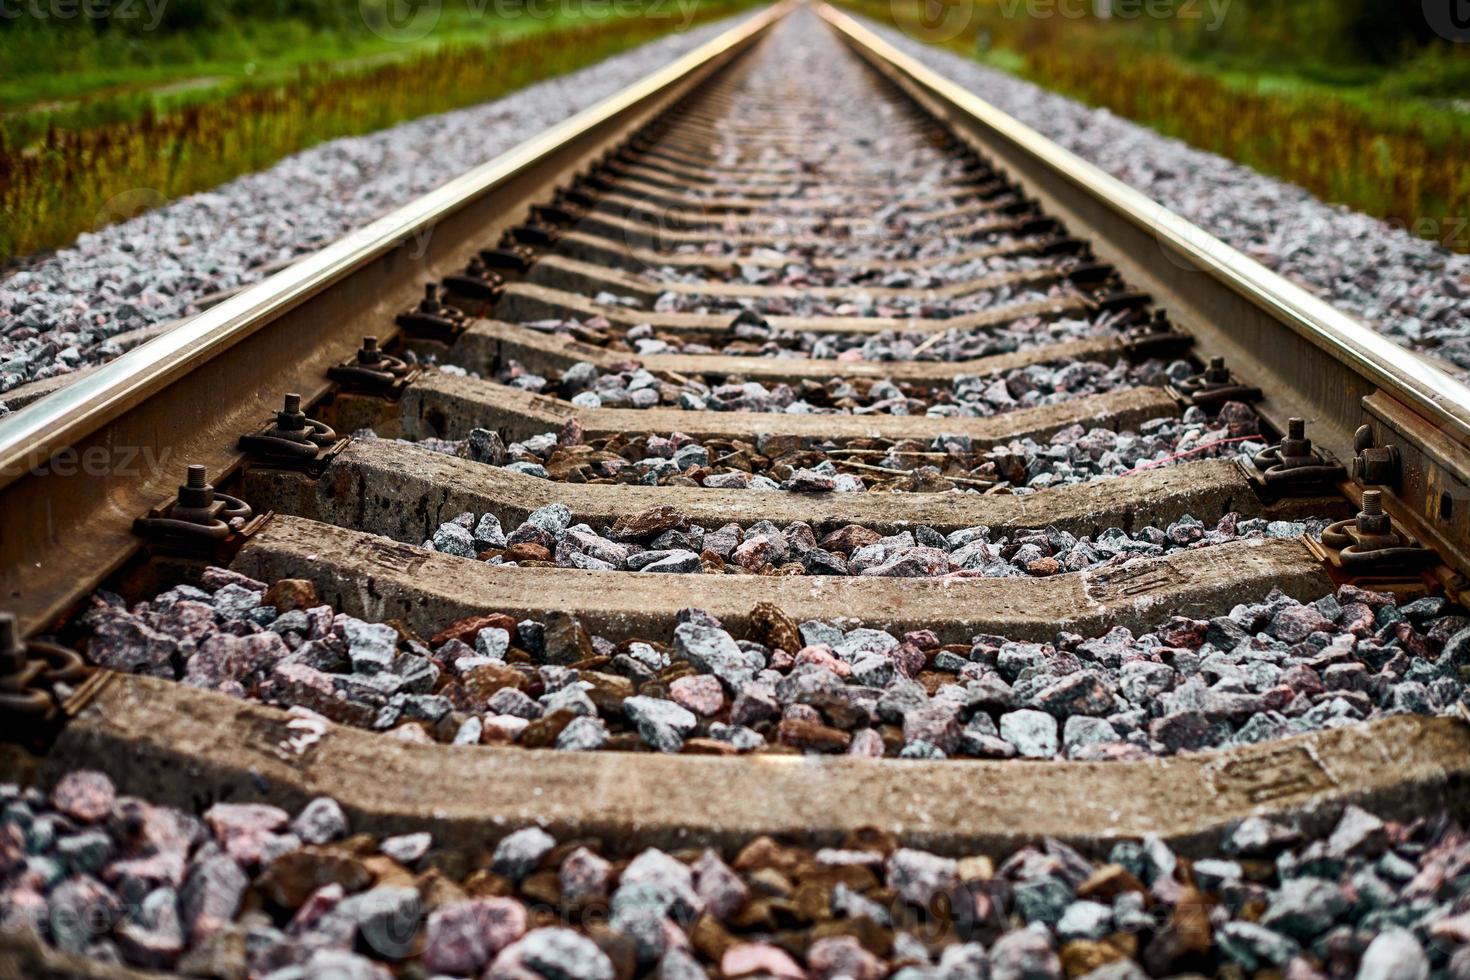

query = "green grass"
[
  {"left": 1, "top": 3, "right": 718, "bottom": 144},
  {"left": 0, "top": 0, "right": 757, "bottom": 264},
  {"left": 1, "top": 7, "right": 604, "bottom": 108},
  {"left": 865, "top": 0, "right": 1470, "bottom": 252}
]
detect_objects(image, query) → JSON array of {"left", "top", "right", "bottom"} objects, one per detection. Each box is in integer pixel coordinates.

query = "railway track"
[{"left": 3, "top": 3, "right": 1470, "bottom": 977}]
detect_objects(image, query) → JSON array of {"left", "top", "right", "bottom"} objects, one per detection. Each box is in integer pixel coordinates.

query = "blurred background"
[
  {"left": 0, "top": 0, "right": 756, "bottom": 265},
  {"left": 870, "top": 0, "right": 1470, "bottom": 250},
  {"left": 1, "top": 0, "right": 1467, "bottom": 268}
]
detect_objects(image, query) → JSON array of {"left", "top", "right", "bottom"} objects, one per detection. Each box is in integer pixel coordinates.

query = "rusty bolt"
[
  {"left": 1356, "top": 489, "right": 1392, "bottom": 535},
  {"left": 1278, "top": 418, "right": 1314, "bottom": 466},
  {"left": 1203, "top": 356, "right": 1229, "bottom": 385},
  {"left": 422, "top": 283, "right": 441, "bottom": 314},
  {"left": 1352, "top": 424, "right": 1401, "bottom": 486},
  {"left": 357, "top": 336, "right": 383, "bottom": 366},
  {"left": 177, "top": 464, "right": 214, "bottom": 509},
  {"left": 276, "top": 393, "right": 306, "bottom": 433}
]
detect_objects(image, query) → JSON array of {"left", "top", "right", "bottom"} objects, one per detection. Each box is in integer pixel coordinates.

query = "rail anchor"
[
  {"left": 1319, "top": 489, "right": 1435, "bottom": 573},
  {"left": 508, "top": 221, "right": 559, "bottom": 248},
  {"left": 1122, "top": 311, "right": 1193, "bottom": 360},
  {"left": 133, "top": 465, "right": 267, "bottom": 559},
  {"left": 1240, "top": 417, "right": 1347, "bottom": 500},
  {"left": 442, "top": 256, "right": 505, "bottom": 312},
  {"left": 0, "top": 613, "right": 89, "bottom": 748},
  {"left": 480, "top": 239, "right": 537, "bottom": 274},
  {"left": 327, "top": 337, "right": 418, "bottom": 397},
  {"left": 238, "top": 394, "right": 348, "bottom": 475},
  {"left": 1171, "top": 356, "right": 1262, "bottom": 409},
  {"left": 396, "top": 283, "right": 467, "bottom": 342}
]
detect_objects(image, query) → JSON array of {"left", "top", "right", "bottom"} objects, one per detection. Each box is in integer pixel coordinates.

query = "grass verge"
[
  {"left": 0, "top": 1, "right": 756, "bottom": 266},
  {"left": 847, "top": 0, "right": 1470, "bottom": 253}
]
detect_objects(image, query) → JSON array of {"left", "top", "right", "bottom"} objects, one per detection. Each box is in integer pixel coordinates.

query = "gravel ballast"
[
  {"left": 0, "top": 13, "right": 756, "bottom": 410},
  {"left": 5, "top": 769, "right": 1469, "bottom": 978},
  {"left": 400, "top": 396, "right": 1263, "bottom": 495},
  {"left": 858, "top": 14, "right": 1470, "bottom": 375},
  {"left": 72, "top": 564, "right": 1470, "bottom": 761}
]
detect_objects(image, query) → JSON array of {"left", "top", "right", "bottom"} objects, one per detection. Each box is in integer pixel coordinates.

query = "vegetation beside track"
[
  {"left": 0, "top": 0, "right": 757, "bottom": 266},
  {"left": 855, "top": 0, "right": 1470, "bottom": 253}
]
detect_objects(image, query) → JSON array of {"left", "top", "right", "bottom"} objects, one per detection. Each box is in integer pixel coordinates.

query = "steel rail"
[
  {"left": 0, "top": 2, "right": 793, "bottom": 635},
  {"left": 818, "top": 2, "right": 1470, "bottom": 578}
]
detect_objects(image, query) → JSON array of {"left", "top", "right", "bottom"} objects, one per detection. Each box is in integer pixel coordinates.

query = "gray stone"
[
  {"left": 492, "top": 927, "right": 615, "bottom": 980},
  {"left": 1357, "top": 929, "right": 1429, "bottom": 980},
  {"left": 342, "top": 619, "right": 397, "bottom": 674},
  {"left": 1056, "top": 900, "right": 1112, "bottom": 941},
  {"left": 1062, "top": 716, "right": 1118, "bottom": 756},
  {"left": 989, "top": 927, "right": 1061, "bottom": 980},
  {"left": 381, "top": 832, "right": 431, "bottom": 865},
  {"left": 999, "top": 709, "right": 1059, "bottom": 758},
  {"left": 475, "top": 627, "right": 511, "bottom": 660},
  {"left": 337, "top": 885, "right": 420, "bottom": 960},
  {"left": 181, "top": 853, "right": 248, "bottom": 944},
  {"left": 526, "top": 503, "right": 572, "bottom": 535},
  {"left": 1217, "top": 921, "right": 1299, "bottom": 971},
  {"left": 556, "top": 716, "right": 609, "bottom": 751},
  {"left": 1326, "top": 804, "right": 1387, "bottom": 858},
  {"left": 886, "top": 848, "right": 958, "bottom": 908},
  {"left": 623, "top": 696, "right": 697, "bottom": 734},
  {"left": 1260, "top": 876, "right": 1350, "bottom": 940},
  {"left": 431, "top": 522, "right": 477, "bottom": 558},
  {"left": 56, "top": 830, "right": 112, "bottom": 875},
  {"left": 290, "top": 797, "right": 348, "bottom": 845},
  {"left": 491, "top": 827, "right": 556, "bottom": 881},
  {"left": 674, "top": 622, "right": 764, "bottom": 689}
]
